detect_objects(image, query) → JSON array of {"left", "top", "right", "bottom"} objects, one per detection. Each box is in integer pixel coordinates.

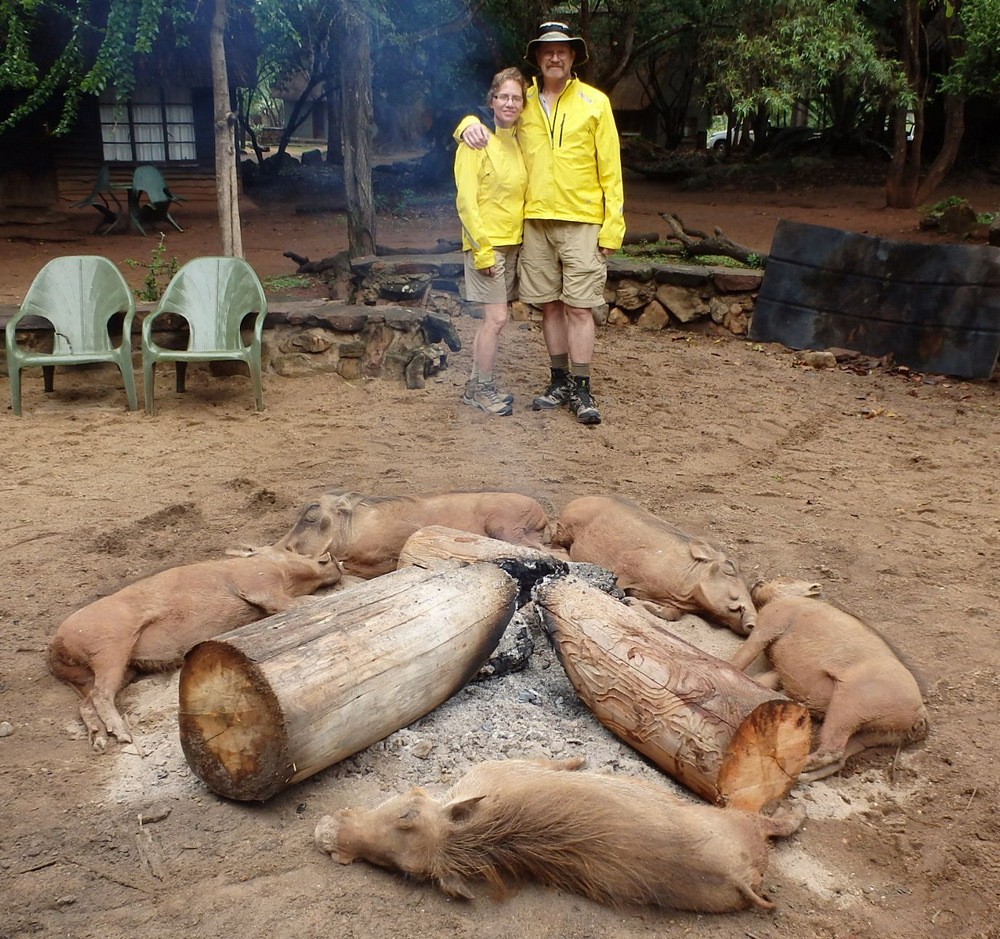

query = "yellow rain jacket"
[
  {"left": 456, "top": 77, "right": 625, "bottom": 251},
  {"left": 454, "top": 125, "right": 527, "bottom": 270}
]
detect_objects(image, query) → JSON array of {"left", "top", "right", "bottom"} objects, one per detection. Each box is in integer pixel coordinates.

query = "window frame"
[{"left": 99, "top": 88, "right": 197, "bottom": 164}]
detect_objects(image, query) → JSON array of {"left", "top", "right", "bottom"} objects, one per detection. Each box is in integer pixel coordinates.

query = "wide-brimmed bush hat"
[{"left": 524, "top": 21, "right": 588, "bottom": 66}]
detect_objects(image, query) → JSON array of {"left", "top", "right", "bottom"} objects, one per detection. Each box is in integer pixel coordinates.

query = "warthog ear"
[
  {"left": 804, "top": 582, "right": 823, "bottom": 597},
  {"left": 688, "top": 538, "right": 718, "bottom": 562},
  {"left": 444, "top": 795, "right": 486, "bottom": 823}
]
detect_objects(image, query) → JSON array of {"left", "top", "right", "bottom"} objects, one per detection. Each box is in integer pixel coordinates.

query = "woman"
[{"left": 454, "top": 67, "right": 528, "bottom": 416}]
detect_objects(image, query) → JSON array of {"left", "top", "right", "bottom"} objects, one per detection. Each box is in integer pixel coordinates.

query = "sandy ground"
[{"left": 1, "top": 169, "right": 999, "bottom": 939}]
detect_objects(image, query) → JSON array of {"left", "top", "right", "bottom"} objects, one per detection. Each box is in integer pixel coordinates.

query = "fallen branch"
[{"left": 660, "top": 212, "right": 765, "bottom": 265}]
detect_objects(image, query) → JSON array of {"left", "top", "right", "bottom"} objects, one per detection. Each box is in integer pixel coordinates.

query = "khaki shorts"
[
  {"left": 518, "top": 219, "right": 607, "bottom": 309},
  {"left": 463, "top": 244, "right": 520, "bottom": 304}
]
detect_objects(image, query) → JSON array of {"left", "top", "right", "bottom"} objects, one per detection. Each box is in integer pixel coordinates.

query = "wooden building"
[{"left": 0, "top": 1, "right": 256, "bottom": 214}]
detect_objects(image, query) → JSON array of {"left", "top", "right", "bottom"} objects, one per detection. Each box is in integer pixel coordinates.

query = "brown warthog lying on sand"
[
  {"left": 48, "top": 547, "right": 341, "bottom": 751},
  {"left": 551, "top": 495, "right": 757, "bottom": 635},
  {"left": 730, "top": 579, "right": 929, "bottom": 781},
  {"left": 273, "top": 489, "right": 552, "bottom": 578},
  {"left": 316, "top": 757, "right": 805, "bottom": 912}
]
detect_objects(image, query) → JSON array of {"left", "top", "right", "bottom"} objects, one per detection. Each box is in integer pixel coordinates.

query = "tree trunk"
[
  {"left": 211, "top": 0, "right": 243, "bottom": 257},
  {"left": 178, "top": 564, "right": 517, "bottom": 801},
  {"left": 886, "top": 0, "right": 965, "bottom": 209},
  {"left": 535, "top": 575, "right": 811, "bottom": 810},
  {"left": 886, "top": 0, "right": 922, "bottom": 208},
  {"left": 914, "top": 93, "right": 966, "bottom": 206},
  {"left": 338, "top": 3, "right": 376, "bottom": 257}
]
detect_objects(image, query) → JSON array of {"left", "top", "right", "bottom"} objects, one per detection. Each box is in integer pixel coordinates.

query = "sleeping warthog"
[
  {"left": 273, "top": 489, "right": 551, "bottom": 578},
  {"left": 315, "top": 757, "right": 805, "bottom": 912},
  {"left": 551, "top": 495, "right": 756, "bottom": 634},
  {"left": 48, "top": 547, "right": 342, "bottom": 751},
  {"left": 730, "top": 579, "right": 929, "bottom": 781}
]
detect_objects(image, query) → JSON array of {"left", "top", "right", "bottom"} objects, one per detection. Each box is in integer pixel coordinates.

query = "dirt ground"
[{"left": 1, "top": 169, "right": 999, "bottom": 939}]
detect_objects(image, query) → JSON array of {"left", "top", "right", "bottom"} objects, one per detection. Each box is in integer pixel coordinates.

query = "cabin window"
[{"left": 100, "top": 89, "right": 197, "bottom": 162}]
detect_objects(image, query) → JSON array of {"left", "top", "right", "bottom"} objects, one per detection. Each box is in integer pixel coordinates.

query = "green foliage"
[
  {"left": 0, "top": 0, "right": 194, "bottom": 134},
  {"left": 261, "top": 273, "right": 317, "bottom": 292},
  {"left": 942, "top": 0, "right": 1000, "bottom": 98},
  {"left": 922, "top": 194, "right": 970, "bottom": 217},
  {"left": 920, "top": 195, "right": 997, "bottom": 226},
  {"left": 700, "top": 0, "right": 908, "bottom": 123},
  {"left": 122, "top": 235, "right": 178, "bottom": 302}
]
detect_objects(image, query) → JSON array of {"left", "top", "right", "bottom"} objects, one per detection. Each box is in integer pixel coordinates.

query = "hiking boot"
[
  {"left": 531, "top": 372, "right": 573, "bottom": 410},
  {"left": 467, "top": 379, "right": 513, "bottom": 406},
  {"left": 569, "top": 385, "right": 602, "bottom": 425},
  {"left": 462, "top": 381, "right": 513, "bottom": 416}
]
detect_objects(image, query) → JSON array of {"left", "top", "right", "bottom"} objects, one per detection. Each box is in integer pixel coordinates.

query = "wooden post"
[
  {"left": 179, "top": 564, "right": 517, "bottom": 801},
  {"left": 535, "top": 575, "right": 811, "bottom": 811}
]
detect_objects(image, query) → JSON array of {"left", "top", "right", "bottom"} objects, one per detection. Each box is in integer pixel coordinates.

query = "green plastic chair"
[
  {"left": 141, "top": 257, "right": 268, "bottom": 414},
  {"left": 130, "top": 165, "right": 187, "bottom": 235},
  {"left": 6, "top": 256, "right": 138, "bottom": 415},
  {"left": 69, "top": 166, "right": 125, "bottom": 235}
]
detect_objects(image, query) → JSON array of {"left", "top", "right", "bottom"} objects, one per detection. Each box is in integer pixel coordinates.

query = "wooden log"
[
  {"left": 535, "top": 575, "right": 811, "bottom": 811},
  {"left": 179, "top": 563, "right": 517, "bottom": 801},
  {"left": 398, "top": 525, "right": 564, "bottom": 570}
]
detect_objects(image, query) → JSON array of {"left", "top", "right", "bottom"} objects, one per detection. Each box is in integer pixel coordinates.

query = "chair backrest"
[
  {"left": 95, "top": 165, "right": 113, "bottom": 193},
  {"left": 132, "top": 164, "right": 171, "bottom": 203},
  {"left": 18, "top": 256, "right": 135, "bottom": 355},
  {"left": 152, "top": 257, "right": 268, "bottom": 352}
]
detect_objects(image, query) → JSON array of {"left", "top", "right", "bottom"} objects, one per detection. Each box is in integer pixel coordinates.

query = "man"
[{"left": 457, "top": 21, "right": 625, "bottom": 425}]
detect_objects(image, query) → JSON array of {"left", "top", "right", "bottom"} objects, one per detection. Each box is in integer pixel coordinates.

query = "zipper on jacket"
[{"left": 543, "top": 80, "right": 572, "bottom": 148}]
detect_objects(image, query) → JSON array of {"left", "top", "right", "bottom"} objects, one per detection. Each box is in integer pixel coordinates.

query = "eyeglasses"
[{"left": 493, "top": 94, "right": 523, "bottom": 104}]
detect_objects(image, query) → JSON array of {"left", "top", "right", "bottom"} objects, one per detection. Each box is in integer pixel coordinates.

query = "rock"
[
  {"left": 659, "top": 283, "right": 710, "bottom": 323},
  {"left": 269, "top": 353, "right": 338, "bottom": 377},
  {"left": 0, "top": 721, "right": 12, "bottom": 737},
  {"left": 412, "top": 740, "right": 435, "bottom": 759},
  {"left": 607, "top": 307, "right": 631, "bottom": 327},
  {"left": 798, "top": 350, "right": 838, "bottom": 368},
  {"left": 653, "top": 265, "right": 712, "bottom": 288},
  {"left": 138, "top": 804, "right": 172, "bottom": 825},
  {"left": 509, "top": 300, "right": 532, "bottom": 322},
  {"left": 712, "top": 270, "right": 763, "bottom": 292},
  {"left": 637, "top": 298, "right": 669, "bottom": 330},
  {"left": 286, "top": 328, "right": 334, "bottom": 354},
  {"left": 615, "top": 279, "right": 657, "bottom": 310},
  {"left": 937, "top": 203, "right": 978, "bottom": 235}
]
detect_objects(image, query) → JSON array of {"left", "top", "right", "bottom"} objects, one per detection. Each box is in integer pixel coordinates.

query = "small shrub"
[{"left": 122, "top": 235, "right": 179, "bottom": 302}]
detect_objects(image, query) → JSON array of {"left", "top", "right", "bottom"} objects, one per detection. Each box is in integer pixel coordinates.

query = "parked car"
[{"left": 707, "top": 129, "right": 754, "bottom": 151}]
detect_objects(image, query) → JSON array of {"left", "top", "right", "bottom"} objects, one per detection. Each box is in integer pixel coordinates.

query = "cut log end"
[
  {"left": 717, "top": 700, "right": 812, "bottom": 811},
  {"left": 179, "top": 641, "right": 290, "bottom": 802}
]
